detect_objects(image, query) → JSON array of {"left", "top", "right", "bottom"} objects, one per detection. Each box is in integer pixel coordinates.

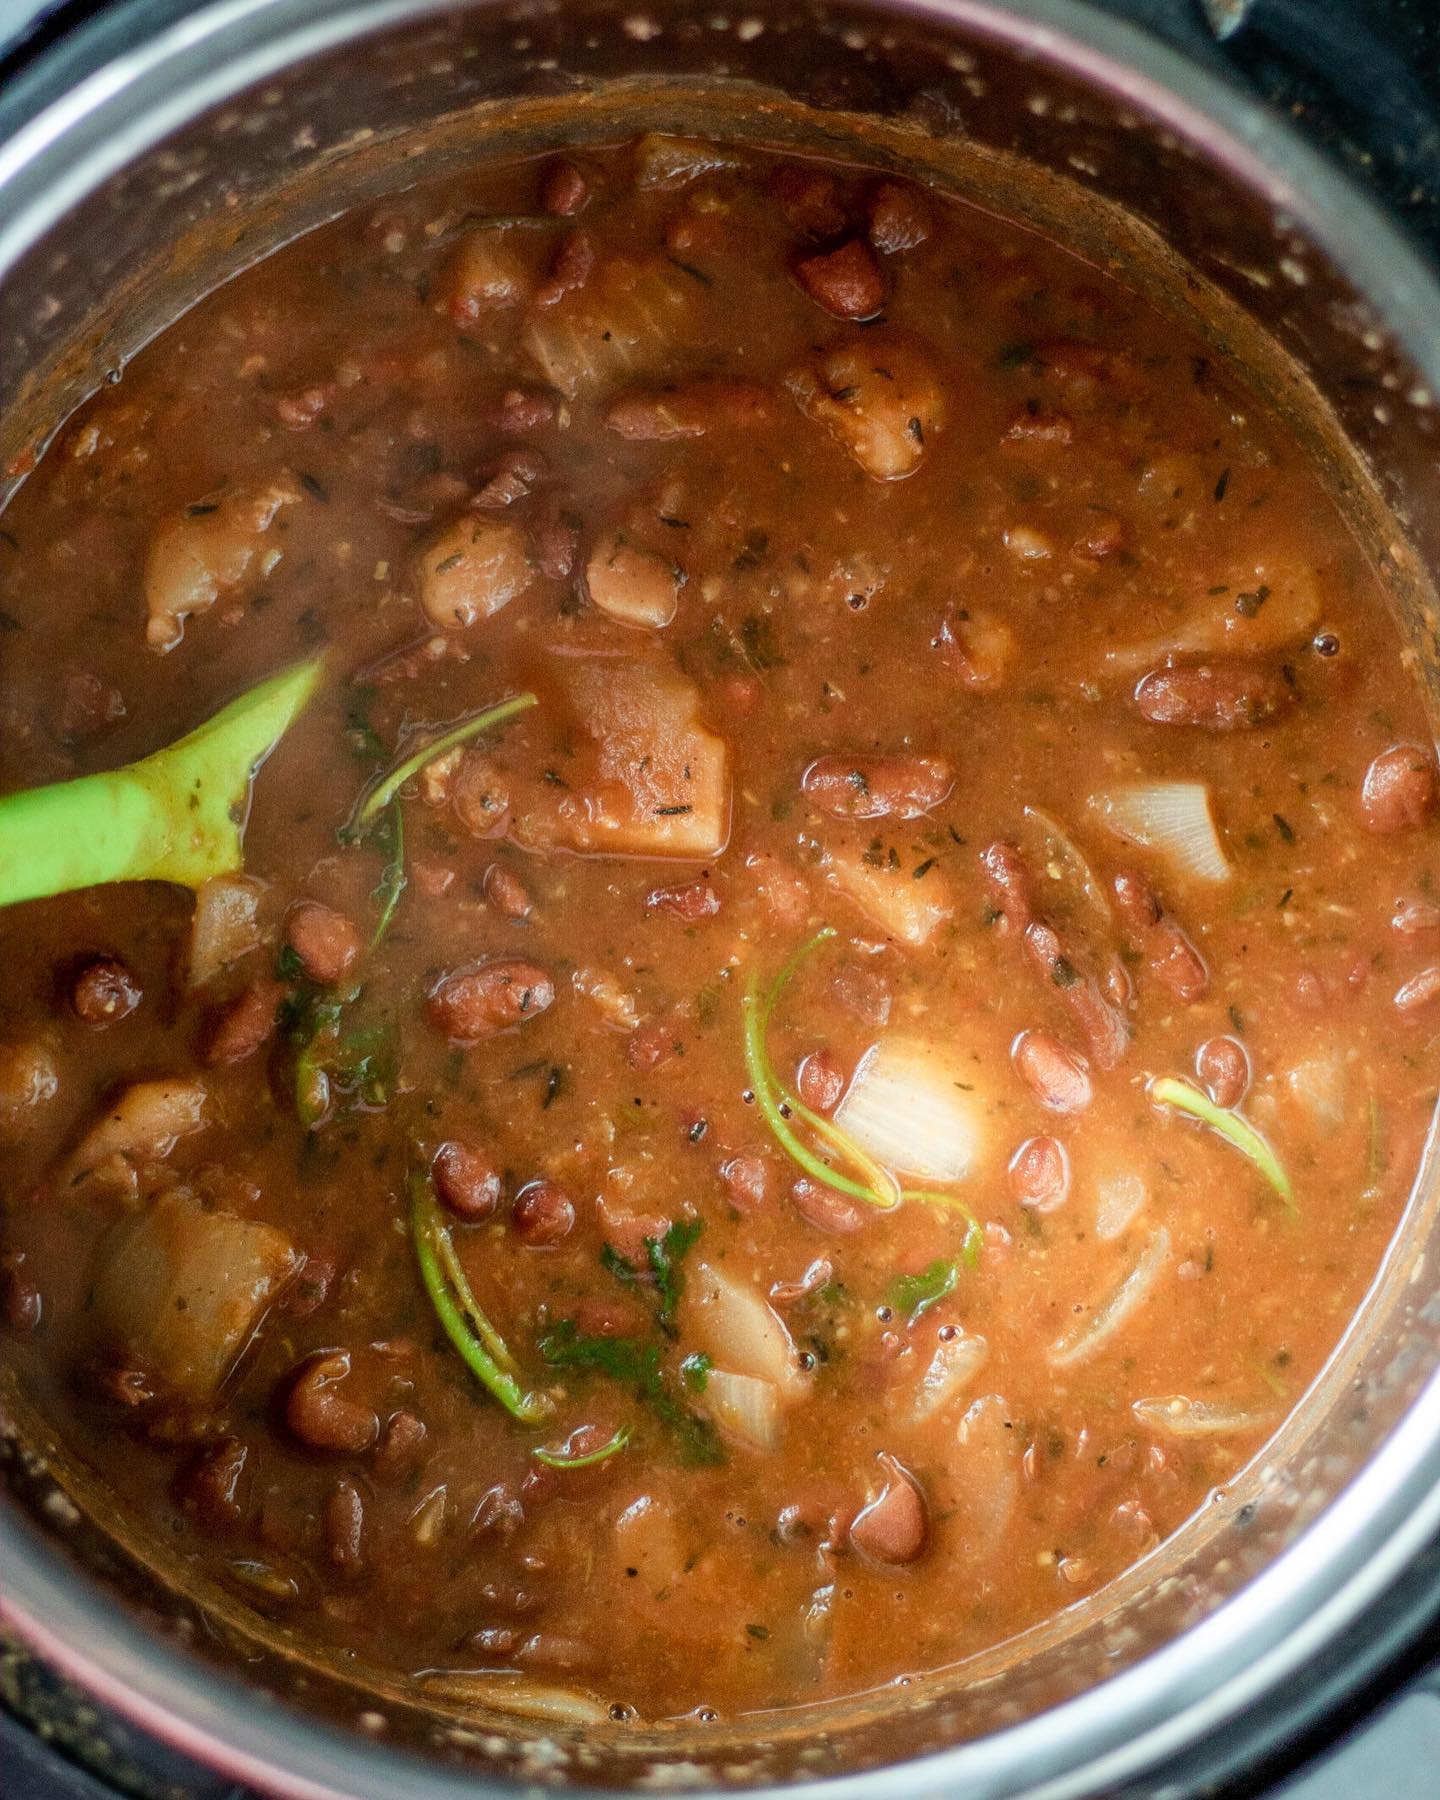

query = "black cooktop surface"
[{"left": 2, "top": 1, "right": 1439, "bottom": 1795}]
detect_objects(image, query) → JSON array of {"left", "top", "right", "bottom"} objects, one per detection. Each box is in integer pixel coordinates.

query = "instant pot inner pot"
[{"left": 4, "top": 1, "right": 1440, "bottom": 1788}]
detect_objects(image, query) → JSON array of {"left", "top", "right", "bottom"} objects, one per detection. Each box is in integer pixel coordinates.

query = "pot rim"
[{"left": 4, "top": 3, "right": 1440, "bottom": 1797}]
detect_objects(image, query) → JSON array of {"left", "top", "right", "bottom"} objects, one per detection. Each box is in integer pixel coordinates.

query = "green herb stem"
[
  {"left": 410, "top": 1173, "right": 550, "bottom": 1422},
  {"left": 1151, "top": 1076, "right": 1296, "bottom": 1214},
  {"left": 369, "top": 800, "right": 406, "bottom": 947},
  {"left": 353, "top": 691, "right": 537, "bottom": 833},
  {"left": 533, "top": 1424, "right": 632, "bottom": 1470}
]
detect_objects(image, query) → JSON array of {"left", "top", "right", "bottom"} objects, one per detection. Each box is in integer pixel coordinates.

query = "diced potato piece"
[
  {"left": 442, "top": 226, "right": 537, "bottom": 322},
  {"left": 584, "top": 532, "right": 683, "bottom": 629},
  {"left": 512, "top": 658, "right": 730, "bottom": 859},
  {"left": 414, "top": 516, "right": 536, "bottom": 629},
  {"left": 90, "top": 1189, "right": 297, "bottom": 1399},
  {"left": 145, "top": 478, "right": 301, "bottom": 650},
  {"left": 188, "top": 874, "right": 263, "bottom": 989},
  {"left": 523, "top": 258, "right": 692, "bottom": 400},
  {"left": 61, "top": 1078, "right": 208, "bottom": 1199},
  {"left": 1104, "top": 566, "right": 1320, "bottom": 676},
  {"left": 786, "top": 332, "right": 944, "bottom": 481},
  {"left": 820, "top": 842, "right": 954, "bottom": 946},
  {"left": 633, "top": 134, "right": 742, "bottom": 189}
]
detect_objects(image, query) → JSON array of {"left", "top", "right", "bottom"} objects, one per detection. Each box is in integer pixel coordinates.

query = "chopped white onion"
[
  {"left": 684, "top": 1262, "right": 806, "bottom": 1399},
  {"left": 1049, "top": 1227, "right": 1171, "bottom": 1367},
  {"left": 1022, "top": 805, "right": 1113, "bottom": 926},
  {"left": 1284, "top": 1045, "right": 1349, "bottom": 1130},
  {"left": 419, "top": 1671, "right": 608, "bottom": 1725},
  {"left": 913, "top": 1330, "right": 989, "bottom": 1421},
  {"left": 1094, "top": 1173, "right": 1147, "bottom": 1242},
  {"left": 704, "top": 1369, "right": 781, "bottom": 1451},
  {"left": 1089, "top": 782, "right": 1231, "bottom": 884},
  {"left": 832, "top": 1037, "right": 983, "bottom": 1184},
  {"left": 1133, "top": 1395, "right": 1273, "bottom": 1438}
]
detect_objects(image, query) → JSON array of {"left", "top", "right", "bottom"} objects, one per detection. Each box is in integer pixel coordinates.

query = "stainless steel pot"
[{"left": 4, "top": 3, "right": 1440, "bottom": 1795}]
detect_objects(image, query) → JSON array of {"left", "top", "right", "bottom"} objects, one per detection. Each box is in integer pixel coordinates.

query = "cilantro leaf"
[{"left": 888, "top": 1257, "right": 959, "bottom": 1322}]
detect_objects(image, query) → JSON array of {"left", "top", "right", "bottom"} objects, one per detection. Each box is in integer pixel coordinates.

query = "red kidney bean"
[
  {"left": 1076, "top": 511, "right": 1126, "bottom": 559},
  {"left": 1196, "top": 1035, "right": 1249, "bottom": 1108},
  {"left": 802, "top": 754, "right": 953, "bottom": 821},
  {"left": 433, "top": 1141, "right": 503, "bottom": 1221},
  {"left": 646, "top": 880, "right": 721, "bottom": 922},
  {"left": 285, "top": 902, "right": 362, "bottom": 985},
  {"left": 488, "top": 388, "right": 557, "bottom": 434},
  {"left": 372, "top": 1410, "right": 427, "bottom": 1484},
  {"left": 178, "top": 1437, "right": 249, "bottom": 1529},
  {"left": 1013, "top": 1030, "right": 1092, "bottom": 1114},
  {"left": 849, "top": 1454, "right": 927, "bottom": 1564},
  {"left": 1, "top": 1256, "right": 42, "bottom": 1334},
  {"left": 720, "top": 1152, "right": 770, "bottom": 1211},
  {"left": 867, "top": 181, "right": 931, "bottom": 254},
  {"left": 1133, "top": 660, "right": 1293, "bottom": 731},
  {"left": 285, "top": 1351, "right": 377, "bottom": 1454},
  {"left": 1395, "top": 966, "right": 1440, "bottom": 1013},
  {"left": 204, "top": 981, "right": 282, "bottom": 1067},
  {"left": 483, "top": 863, "right": 532, "bottom": 920},
  {"left": 1361, "top": 744, "right": 1437, "bottom": 834},
  {"left": 512, "top": 1180, "right": 575, "bottom": 1246},
  {"left": 981, "top": 841, "right": 1036, "bottom": 934},
  {"left": 794, "top": 240, "right": 885, "bottom": 320},
  {"left": 627, "top": 1016, "right": 683, "bottom": 1072},
  {"left": 71, "top": 957, "right": 141, "bottom": 1025},
  {"left": 535, "top": 229, "right": 596, "bottom": 308},
  {"left": 324, "top": 1478, "right": 365, "bottom": 1572},
  {"left": 770, "top": 164, "right": 847, "bottom": 238},
  {"left": 451, "top": 755, "right": 511, "bottom": 839},
  {"left": 796, "top": 1049, "right": 844, "bottom": 1115},
  {"left": 1393, "top": 897, "right": 1440, "bottom": 937},
  {"left": 540, "top": 158, "right": 588, "bottom": 216},
  {"left": 428, "top": 961, "right": 554, "bottom": 1041},
  {"left": 1008, "top": 1135, "right": 1069, "bottom": 1212},
  {"left": 1005, "top": 404, "right": 1074, "bottom": 444},
  {"left": 791, "top": 1177, "right": 866, "bottom": 1234}
]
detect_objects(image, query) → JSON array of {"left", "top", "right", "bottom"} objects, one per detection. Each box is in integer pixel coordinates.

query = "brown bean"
[
  {"left": 324, "top": 1478, "right": 366, "bottom": 1573},
  {"left": 428, "top": 960, "right": 555, "bottom": 1041},
  {"left": 1005, "top": 404, "right": 1074, "bottom": 445},
  {"left": 1076, "top": 511, "right": 1126, "bottom": 559},
  {"left": 466, "top": 1627, "right": 520, "bottom": 1656},
  {"left": 867, "top": 181, "right": 931, "bottom": 254},
  {"left": 606, "top": 380, "right": 773, "bottom": 442},
  {"left": 1022, "top": 921, "right": 1129, "bottom": 1068},
  {"left": 373, "top": 1410, "right": 428, "bottom": 1484},
  {"left": 1393, "top": 897, "right": 1440, "bottom": 937},
  {"left": 71, "top": 957, "right": 141, "bottom": 1025},
  {"left": 791, "top": 1177, "right": 866, "bottom": 1234},
  {"left": 646, "top": 879, "right": 721, "bottom": 922},
  {"left": 285, "top": 902, "right": 362, "bottom": 985},
  {"left": 794, "top": 239, "right": 886, "bottom": 320},
  {"left": 275, "top": 385, "right": 330, "bottom": 429},
  {"left": 488, "top": 388, "right": 557, "bottom": 434},
  {"left": 512, "top": 1180, "right": 575, "bottom": 1247},
  {"left": 980, "top": 841, "right": 1036, "bottom": 934},
  {"left": 473, "top": 447, "right": 546, "bottom": 510},
  {"left": 483, "top": 863, "right": 532, "bottom": 920},
  {"left": 472, "top": 1483, "right": 525, "bottom": 1539},
  {"left": 1008, "top": 1135, "right": 1069, "bottom": 1212},
  {"left": 535, "top": 229, "right": 596, "bottom": 308},
  {"left": 721, "top": 1153, "right": 770, "bottom": 1212},
  {"left": 747, "top": 852, "right": 812, "bottom": 929},
  {"left": 1148, "top": 924, "right": 1208, "bottom": 1002},
  {"left": 771, "top": 164, "right": 847, "bottom": 238},
  {"left": 59, "top": 669, "right": 126, "bottom": 744},
  {"left": 1, "top": 1256, "right": 42, "bottom": 1334},
  {"left": 1361, "top": 744, "right": 1437, "bottom": 834},
  {"left": 433, "top": 1140, "right": 503, "bottom": 1221},
  {"left": 802, "top": 754, "right": 953, "bottom": 821},
  {"left": 285, "top": 1351, "right": 378, "bottom": 1454},
  {"left": 1196, "top": 1035, "right": 1249, "bottom": 1108},
  {"left": 796, "top": 1049, "right": 844, "bottom": 1115},
  {"left": 179, "top": 1437, "right": 249, "bottom": 1529},
  {"left": 540, "top": 158, "right": 588, "bottom": 216},
  {"left": 0, "top": 1039, "right": 59, "bottom": 1139},
  {"left": 452, "top": 754, "right": 512, "bottom": 839},
  {"left": 627, "top": 1017, "right": 682, "bottom": 1072},
  {"left": 204, "top": 981, "right": 282, "bottom": 1067},
  {"left": 1013, "top": 1030, "right": 1092, "bottom": 1114},
  {"left": 1133, "top": 660, "right": 1293, "bottom": 731},
  {"left": 849, "top": 1454, "right": 927, "bottom": 1564},
  {"left": 1395, "top": 966, "right": 1440, "bottom": 1013}
]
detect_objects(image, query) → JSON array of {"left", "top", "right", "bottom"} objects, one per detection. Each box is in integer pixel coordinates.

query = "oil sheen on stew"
[{"left": 0, "top": 136, "right": 1434, "bottom": 1725}]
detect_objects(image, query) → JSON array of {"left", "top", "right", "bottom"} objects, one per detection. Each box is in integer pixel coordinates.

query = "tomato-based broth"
[{"left": 0, "top": 137, "right": 1434, "bottom": 1725}]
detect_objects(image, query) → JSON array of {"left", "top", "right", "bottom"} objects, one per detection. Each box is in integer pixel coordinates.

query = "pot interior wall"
[{"left": 4, "top": 0, "right": 1440, "bottom": 1789}]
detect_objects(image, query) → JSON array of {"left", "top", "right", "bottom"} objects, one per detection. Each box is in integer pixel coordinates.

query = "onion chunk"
[
  {"left": 833, "top": 1037, "right": 983, "bottom": 1184},
  {"left": 1090, "top": 781, "right": 1231, "bottom": 885}
]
